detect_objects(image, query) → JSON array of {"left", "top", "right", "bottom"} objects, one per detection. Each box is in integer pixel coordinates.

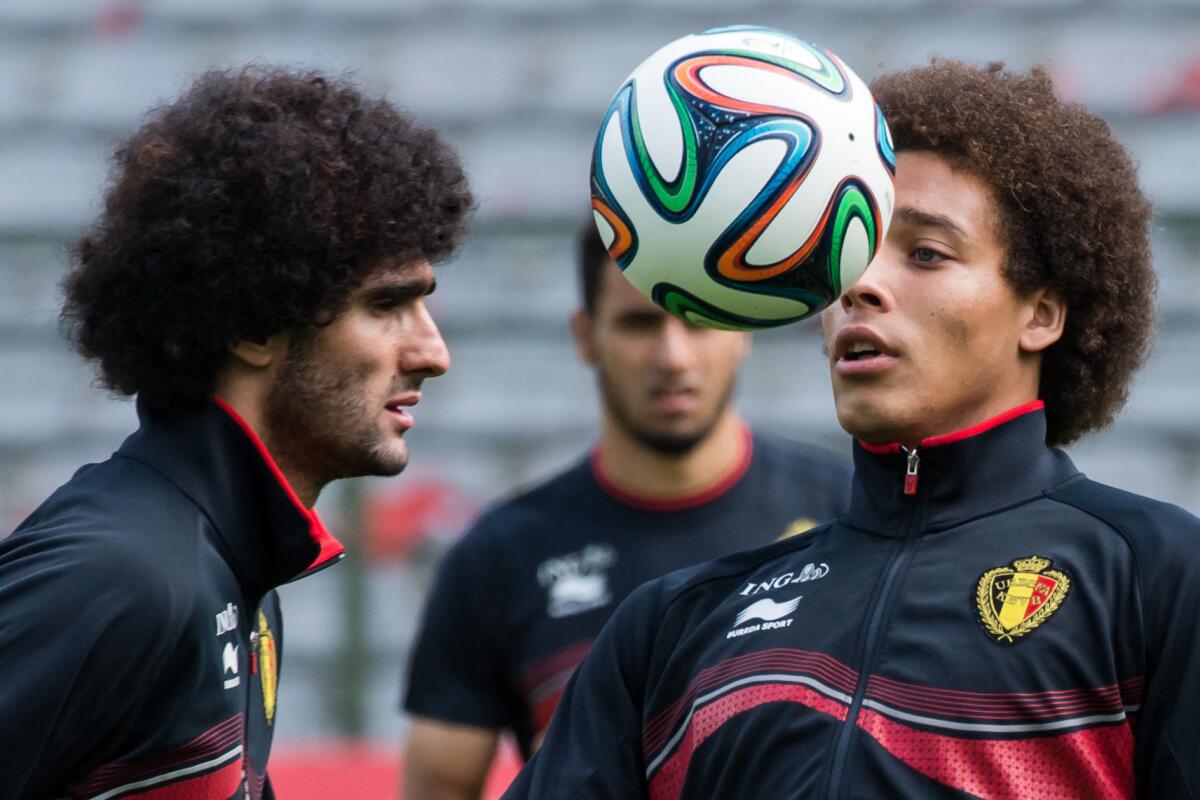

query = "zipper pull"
[
  {"left": 248, "top": 630, "right": 260, "bottom": 675},
  {"left": 904, "top": 448, "right": 920, "bottom": 496}
]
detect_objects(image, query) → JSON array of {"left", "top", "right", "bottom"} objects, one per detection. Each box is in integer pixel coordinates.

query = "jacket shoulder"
[
  {"left": 627, "top": 525, "right": 832, "bottom": 619},
  {"left": 1046, "top": 476, "right": 1200, "bottom": 559},
  {"left": 750, "top": 433, "right": 852, "bottom": 512},
  {"left": 4, "top": 455, "right": 204, "bottom": 625},
  {"left": 452, "top": 458, "right": 593, "bottom": 547},
  {"left": 0, "top": 528, "right": 193, "bottom": 721},
  {"left": 753, "top": 433, "right": 851, "bottom": 475}
]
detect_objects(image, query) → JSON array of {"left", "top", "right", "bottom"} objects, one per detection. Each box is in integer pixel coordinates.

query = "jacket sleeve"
[
  {"left": 503, "top": 581, "right": 659, "bottom": 799},
  {"left": 0, "top": 527, "right": 177, "bottom": 795},
  {"left": 1130, "top": 502, "right": 1200, "bottom": 799}
]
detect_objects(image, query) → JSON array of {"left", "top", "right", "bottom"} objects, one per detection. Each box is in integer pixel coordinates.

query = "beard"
[
  {"left": 264, "top": 334, "right": 408, "bottom": 490},
  {"left": 597, "top": 366, "right": 736, "bottom": 457}
]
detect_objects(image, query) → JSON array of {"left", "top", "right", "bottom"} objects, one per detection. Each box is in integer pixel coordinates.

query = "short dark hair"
[
  {"left": 62, "top": 66, "right": 473, "bottom": 414},
  {"left": 577, "top": 217, "right": 614, "bottom": 316},
  {"left": 871, "top": 61, "right": 1155, "bottom": 446}
]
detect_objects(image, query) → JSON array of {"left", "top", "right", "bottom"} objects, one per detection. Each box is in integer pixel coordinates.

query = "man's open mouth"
[{"left": 843, "top": 342, "right": 883, "bottom": 361}]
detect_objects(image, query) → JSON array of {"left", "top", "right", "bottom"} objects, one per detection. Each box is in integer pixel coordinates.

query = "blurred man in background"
[
  {"left": 401, "top": 221, "right": 852, "bottom": 799},
  {"left": 0, "top": 67, "right": 471, "bottom": 799},
  {"left": 506, "top": 61, "right": 1198, "bottom": 799}
]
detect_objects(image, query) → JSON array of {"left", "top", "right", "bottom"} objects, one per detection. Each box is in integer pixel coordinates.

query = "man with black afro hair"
[
  {"left": 0, "top": 66, "right": 472, "bottom": 798},
  {"left": 507, "top": 60, "right": 1198, "bottom": 799}
]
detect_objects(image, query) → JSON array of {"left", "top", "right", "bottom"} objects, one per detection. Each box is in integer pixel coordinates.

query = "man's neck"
[
  {"left": 596, "top": 410, "right": 748, "bottom": 500},
  {"left": 214, "top": 382, "right": 321, "bottom": 509},
  {"left": 868, "top": 393, "right": 1044, "bottom": 450}
]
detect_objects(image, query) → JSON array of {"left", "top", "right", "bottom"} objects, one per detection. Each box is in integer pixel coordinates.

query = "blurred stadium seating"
[{"left": 1, "top": 1, "right": 1197, "bottom": 794}]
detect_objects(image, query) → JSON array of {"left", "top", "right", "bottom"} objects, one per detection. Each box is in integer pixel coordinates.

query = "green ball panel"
[{"left": 652, "top": 282, "right": 812, "bottom": 331}]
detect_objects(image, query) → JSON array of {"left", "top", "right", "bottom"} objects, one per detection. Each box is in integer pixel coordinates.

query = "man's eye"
[
  {"left": 373, "top": 297, "right": 411, "bottom": 313},
  {"left": 617, "top": 315, "right": 660, "bottom": 331},
  {"left": 912, "top": 248, "right": 940, "bottom": 263}
]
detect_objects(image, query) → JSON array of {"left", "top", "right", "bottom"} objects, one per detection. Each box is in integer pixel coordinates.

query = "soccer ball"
[{"left": 590, "top": 26, "right": 896, "bottom": 330}]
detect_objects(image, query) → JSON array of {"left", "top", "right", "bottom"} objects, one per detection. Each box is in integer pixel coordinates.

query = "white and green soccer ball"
[{"left": 591, "top": 26, "right": 896, "bottom": 330}]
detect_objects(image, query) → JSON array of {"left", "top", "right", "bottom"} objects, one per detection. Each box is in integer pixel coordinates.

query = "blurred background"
[{"left": 1, "top": 0, "right": 1198, "bottom": 796}]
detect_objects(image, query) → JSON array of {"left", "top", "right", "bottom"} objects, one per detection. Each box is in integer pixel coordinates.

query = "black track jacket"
[
  {"left": 0, "top": 399, "right": 344, "bottom": 799},
  {"left": 505, "top": 403, "right": 1200, "bottom": 799}
]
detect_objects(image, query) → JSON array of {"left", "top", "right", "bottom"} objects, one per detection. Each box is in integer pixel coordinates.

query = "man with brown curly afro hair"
[
  {"left": 0, "top": 66, "right": 472, "bottom": 798},
  {"left": 506, "top": 61, "right": 1200, "bottom": 800}
]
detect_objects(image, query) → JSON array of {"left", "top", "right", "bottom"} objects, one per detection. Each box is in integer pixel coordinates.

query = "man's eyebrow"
[
  {"left": 364, "top": 278, "right": 437, "bottom": 302},
  {"left": 614, "top": 307, "right": 665, "bottom": 323},
  {"left": 894, "top": 207, "right": 968, "bottom": 240}
]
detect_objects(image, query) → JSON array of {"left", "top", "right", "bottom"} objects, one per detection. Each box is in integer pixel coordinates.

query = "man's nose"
[
  {"left": 839, "top": 256, "right": 892, "bottom": 313},
  {"left": 403, "top": 301, "right": 450, "bottom": 378},
  {"left": 653, "top": 318, "right": 697, "bottom": 370}
]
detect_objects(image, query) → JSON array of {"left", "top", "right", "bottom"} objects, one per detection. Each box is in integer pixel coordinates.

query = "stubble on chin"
[
  {"left": 596, "top": 368, "right": 733, "bottom": 457},
  {"left": 264, "top": 344, "right": 408, "bottom": 488}
]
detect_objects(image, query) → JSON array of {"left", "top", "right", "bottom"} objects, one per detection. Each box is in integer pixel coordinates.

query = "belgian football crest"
[
  {"left": 255, "top": 610, "right": 278, "bottom": 725},
  {"left": 776, "top": 517, "right": 817, "bottom": 540},
  {"left": 975, "top": 555, "right": 1070, "bottom": 645}
]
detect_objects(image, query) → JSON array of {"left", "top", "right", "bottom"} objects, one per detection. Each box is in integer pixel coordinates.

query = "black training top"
[
  {"left": 403, "top": 427, "right": 852, "bottom": 757},
  {"left": 506, "top": 403, "right": 1200, "bottom": 799},
  {"left": 0, "top": 399, "right": 343, "bottom": 800}
]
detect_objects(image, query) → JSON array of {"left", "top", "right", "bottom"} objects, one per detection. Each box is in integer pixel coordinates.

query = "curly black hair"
[
  {"left": 62, "top": 66, "right": 474, "bottom": 414},
  {"left": 871, "top": 61, "right": 1155, "bottom": 446}
]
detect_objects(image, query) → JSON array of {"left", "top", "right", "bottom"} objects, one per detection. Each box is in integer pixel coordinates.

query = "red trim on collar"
[
  {"left": 857, "top": 401, "right": 1046, "bottom": 455},
  {"left": 857, "top": 439, "right": 902, "bottom": 455},
  {"left": 212, "top": 396, "right": 344, "bottom": 572},
  {"left": 590, "top": 424, "right": 754, "bottom": 512}
]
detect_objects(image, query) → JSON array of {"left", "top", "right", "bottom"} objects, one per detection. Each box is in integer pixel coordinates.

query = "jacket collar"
[
  {"left": 116, "top": 398, "right": 344, "bottom": 596},
  {"left": 844, "top": 401, "right": 1078, "bottom": 535}
]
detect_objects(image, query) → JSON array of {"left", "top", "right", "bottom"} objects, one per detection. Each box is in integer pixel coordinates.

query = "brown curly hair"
[
  {"left": 62, "top": 66, "right": 473, "bottom": 415},
  {"left": 871, "top": 61, "right": 1155, "bottom": 446}
]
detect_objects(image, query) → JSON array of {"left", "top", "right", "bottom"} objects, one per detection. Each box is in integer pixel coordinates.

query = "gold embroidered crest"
[
  {"left": 255, "top": 610, "right": 278, "bottom": 725},
  {"left": 777, "top": 518, "right": 817, "bottom": 540},
  {"left": 975, "top": 555, "right": 1070, "bottom": 645}
]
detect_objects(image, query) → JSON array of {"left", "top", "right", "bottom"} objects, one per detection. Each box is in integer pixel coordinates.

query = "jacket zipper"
[
  {"left": 904, "top": 448, "right": 920, "bottom": 495},
  {"left": 249, "top": 630, "right": 260, "bottom": 674},
  {"left": 824, "top": 446, "right": 925, "bottom": 799}
]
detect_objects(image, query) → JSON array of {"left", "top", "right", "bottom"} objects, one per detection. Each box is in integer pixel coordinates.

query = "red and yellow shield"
[
  {"left": 256, "top": 610, "right": 278, "bottom": 725},
  {"left": 975, "top": 555, "right": 1070, "bottom": 644}
]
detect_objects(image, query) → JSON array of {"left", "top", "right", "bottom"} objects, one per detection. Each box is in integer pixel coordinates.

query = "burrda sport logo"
[{"left": 727, "top": 596, "right": 803, "bottom": 640}]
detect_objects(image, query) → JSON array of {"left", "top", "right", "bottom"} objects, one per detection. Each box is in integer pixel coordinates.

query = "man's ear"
[
  {"left": 570, "top": 308, "right": 597, "bottom": 366},
  {"left": 229, "top": 333, "right": 289, "bottom": 369},
  {"left": 1019, "top": 288, "right": 1067, "bottom": 354}
]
